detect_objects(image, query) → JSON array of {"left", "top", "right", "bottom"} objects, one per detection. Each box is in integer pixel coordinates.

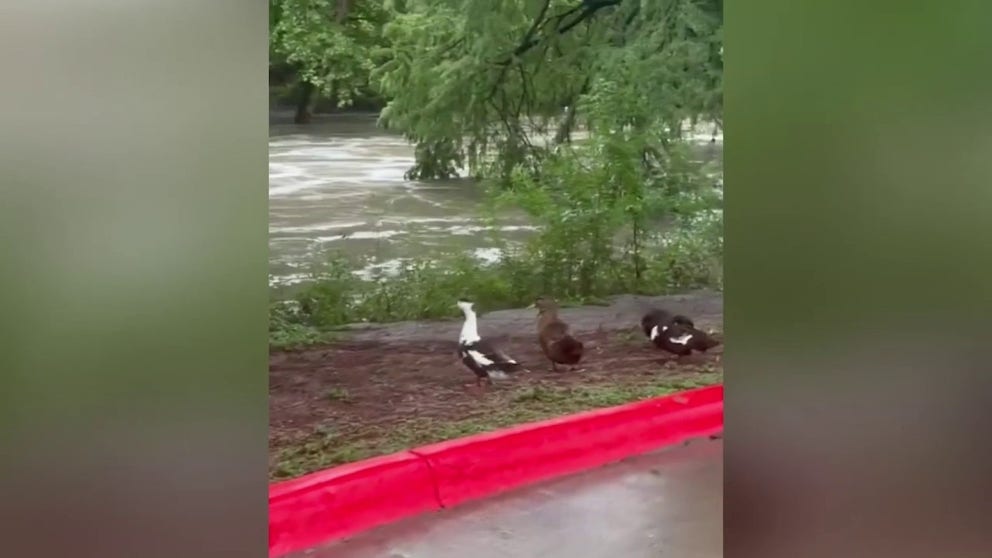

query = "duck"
[
  {"left": 641, "top": 308, "right": 720, "bottom": 358},
  {"left": 456, "top": 299, "right": 526, "bottom": 387},
  {"left": 532, "top": 296, "right": 584, "bottom": 371}
]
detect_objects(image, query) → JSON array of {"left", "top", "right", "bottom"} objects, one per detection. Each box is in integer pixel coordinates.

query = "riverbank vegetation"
[{"left": 269, "top": 0, "right": 723, "bottom": 348}]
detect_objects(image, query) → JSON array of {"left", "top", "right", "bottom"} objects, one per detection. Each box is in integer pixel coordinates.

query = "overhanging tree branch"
[
  {"left": 489, "top": 0, "right": 551, "bottom": 100},
  {"left": 519, "top": 0, "right": 552, "bottom": 55},
  {"left": 335, "top": 0, "right": 350, "bottom": 23},
  {"left": 487, "top": 0, "right": 624, "bottom": 104},
  {"left": 498, "top": 0, "right": 624, "bottom": 65}
]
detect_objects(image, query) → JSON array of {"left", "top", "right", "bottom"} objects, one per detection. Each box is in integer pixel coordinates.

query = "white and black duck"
[
  {"left": 456, "top": 299, "right": 526, "bottom": 387},
  {"left": 640, "top": 308, "right": 720, "bottom": 357}
]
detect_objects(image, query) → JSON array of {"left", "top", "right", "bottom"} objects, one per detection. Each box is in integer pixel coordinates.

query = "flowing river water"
[{"left": 269, "top": 112, "right": 722, "bottom": 290}]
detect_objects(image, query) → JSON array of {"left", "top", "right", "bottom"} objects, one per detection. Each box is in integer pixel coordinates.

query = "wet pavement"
[{"left": 293, "top": 438, "right": 723, "bottom": 558}]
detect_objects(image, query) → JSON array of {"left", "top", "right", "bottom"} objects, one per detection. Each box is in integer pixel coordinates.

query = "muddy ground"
[{"left": 269, "top": 291, "right": 723, "bottom": 479}]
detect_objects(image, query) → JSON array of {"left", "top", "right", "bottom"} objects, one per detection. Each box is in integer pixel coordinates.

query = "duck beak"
[{"left": 526, "top": 303, "right": 536, "bottom": 309}]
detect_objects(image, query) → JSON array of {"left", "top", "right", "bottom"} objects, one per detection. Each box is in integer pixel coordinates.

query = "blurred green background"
[
  {"left": 0, "top": 1, "right": 268, "bottom": 557},
  {"left": 727, "top": 1, "right": 992, "bottom": 557},
  {"left": 1, "top": 0, "right": 991, "bottom": 557}
]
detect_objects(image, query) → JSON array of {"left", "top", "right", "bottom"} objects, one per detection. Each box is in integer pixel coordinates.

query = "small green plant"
[
  {"left": 511, "top": 385, "right": 561, "bottom": 404},
  {"left": 614, "top": 329, "right": 642, "bottom": 344},
  {"left": 325, "top": 388, "right": 351, "bottom": 403},
  {"left": 269, "top": 302, "right": 336, "bottom": 349}
]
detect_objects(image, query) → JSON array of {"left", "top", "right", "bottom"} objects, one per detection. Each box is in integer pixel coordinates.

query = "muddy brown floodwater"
[
  {"left": 268, "top": 112, "right": 723, "bottom": 288},
  {"left": 269, "top": 292, "right": 723, "bottom": 479}
]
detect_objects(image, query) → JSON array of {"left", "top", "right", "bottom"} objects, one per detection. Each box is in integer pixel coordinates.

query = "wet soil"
[{"left": 269, "top": 291, "right": 723, "bottom": 479}]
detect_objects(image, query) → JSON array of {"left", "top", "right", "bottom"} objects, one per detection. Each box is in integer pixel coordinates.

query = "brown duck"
[{"left": 532, "top": 296, "right": 584, "bottom": 371}]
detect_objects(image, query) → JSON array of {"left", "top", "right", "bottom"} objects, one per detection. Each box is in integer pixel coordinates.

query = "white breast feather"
[
  {"left": 669, "top": 333, "right": 693, "bottom": 345},
  {"left": 468, "top": 350, "right": 494, "bottom": 366}
]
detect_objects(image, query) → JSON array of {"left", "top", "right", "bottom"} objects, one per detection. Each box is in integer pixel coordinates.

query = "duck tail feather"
[{"left": 690, "top": 328, "right": 720, "bottom": 350}]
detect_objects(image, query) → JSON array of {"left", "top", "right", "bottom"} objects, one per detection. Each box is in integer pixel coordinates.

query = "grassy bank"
[{"left": 270, "top": 214, "right": 721, "bottom": 349}]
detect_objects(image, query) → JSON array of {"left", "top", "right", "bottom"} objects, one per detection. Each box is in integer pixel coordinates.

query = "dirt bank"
[
  {"left": 269, "top": 291, "right": 723, "bottom": 479},
  {"left": 337, "top": 291, "right": 723, "bottom": 344}
]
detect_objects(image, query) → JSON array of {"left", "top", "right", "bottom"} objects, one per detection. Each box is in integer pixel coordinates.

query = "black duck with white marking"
[
  {"left": 456, "top": 299, "right": 525, "bottom": 387},
  {"left": 641, "top": 308, "right": 720, "bottom": 357}
]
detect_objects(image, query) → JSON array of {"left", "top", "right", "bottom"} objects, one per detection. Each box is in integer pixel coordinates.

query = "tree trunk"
[
  {"left": 336, "top": 0, "right": 350, "bottom": 23},
  {"left": 294, "top": 81, "right": 315, "bottom": 124},
  {"left": 632, "top": 222, "right": 642, "bottom": 282},
  {"left": 554, "top": 78, "right": 589, "bottom": 144},
  {"left": 554, "top": 103, "right": 577, "bottom": 144}
]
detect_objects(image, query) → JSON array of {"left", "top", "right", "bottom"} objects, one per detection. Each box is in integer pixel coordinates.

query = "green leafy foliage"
[
  {"left": 269, "top": 301, "right": 337, "bottom": 349},
  {"left": 374, "top": 0, "right": 723, "bottom": 179},
  {"left": 494, "top": 132, "right": 722, "bottom": 297},
  {"left": 270, "top": 0, "right": 392, "bottom": 106}
]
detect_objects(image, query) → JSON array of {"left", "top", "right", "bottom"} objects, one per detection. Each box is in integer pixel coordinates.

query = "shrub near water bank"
[{"left": 269, "top": 229, "right": 720, "bottom": 348}]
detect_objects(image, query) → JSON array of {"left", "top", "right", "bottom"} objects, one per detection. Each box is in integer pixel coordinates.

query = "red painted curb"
[
  {"left": 269, "top": 384, "right": 723, "bottom": 557},
  {"left": 417, "top": 384, "right": 723, "bottom": 508},
  {"left": 268, "top": 451, "right": 438, "bottom": 557}
]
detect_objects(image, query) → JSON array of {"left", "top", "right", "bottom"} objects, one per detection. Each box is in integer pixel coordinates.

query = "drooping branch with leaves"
[
  {"left": 374, "top": 0, "right": 722, "bottom": 181},
  {"left": 367, "top": 0, "right": 724, "bottom": 298}
]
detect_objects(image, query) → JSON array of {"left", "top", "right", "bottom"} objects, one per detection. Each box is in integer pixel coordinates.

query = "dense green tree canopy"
[
  {"left": 373, "top": 0, "right": 722, "bottom": 179},
  {"left": 269, "top": 0, "right": 722, "bottom": 179},
  {"left": 270, "top": 0, "right": 392, "bottom": 107}
]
